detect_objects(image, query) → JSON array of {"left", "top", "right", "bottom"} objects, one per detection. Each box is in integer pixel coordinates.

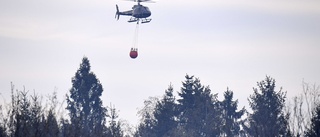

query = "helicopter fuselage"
[
  {"left": 115, "top": 4, "right": 152, "bottom": 23},
  {"left": 132, "top": 5, "right": 151, "bottom": 18}
]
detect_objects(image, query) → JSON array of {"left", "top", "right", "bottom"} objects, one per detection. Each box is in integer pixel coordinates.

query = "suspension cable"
[{"left": 132, "top": 22, "right": 140, "bottom": 51}]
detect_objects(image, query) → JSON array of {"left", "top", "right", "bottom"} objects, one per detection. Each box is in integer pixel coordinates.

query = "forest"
[{"left": 0, "top": 57, "right": 319, "bottom": 137}]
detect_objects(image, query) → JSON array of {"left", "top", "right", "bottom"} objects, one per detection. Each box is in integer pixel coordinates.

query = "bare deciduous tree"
[{"left": 287, "top": 81, "right": 320, "bottom": 136}]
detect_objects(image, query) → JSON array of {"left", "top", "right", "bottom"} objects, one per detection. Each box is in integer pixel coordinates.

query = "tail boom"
[{"left": 115, "top": 5, "right": 133, "bottom": 20}]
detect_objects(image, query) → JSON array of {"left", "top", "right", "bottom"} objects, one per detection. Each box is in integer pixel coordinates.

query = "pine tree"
[
  {"left": 305, "top": 104, "right": 320, "bottom": 137},
  {"left": 220, "top": 88, "right": 245, "bottom": 137},
  {"left": 245, "top": 76, "right": 290, "bottom": 136},
  {"left": 66, "top": 57, "right": 107, "bottom": 137}
]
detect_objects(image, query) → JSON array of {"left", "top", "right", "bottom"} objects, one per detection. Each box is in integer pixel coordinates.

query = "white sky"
[{"left": 1, "top": 0, "right": 320, "bottom": 126}]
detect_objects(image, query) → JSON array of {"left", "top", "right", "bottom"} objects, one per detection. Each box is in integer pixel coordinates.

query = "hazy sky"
[{"left": 1, "top": 0, "right": 320, "bottom": 125}]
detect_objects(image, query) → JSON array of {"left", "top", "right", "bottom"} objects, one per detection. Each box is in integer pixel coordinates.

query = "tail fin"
[{"left": 115, "top": 5, "right": 120, "bottom": 20}]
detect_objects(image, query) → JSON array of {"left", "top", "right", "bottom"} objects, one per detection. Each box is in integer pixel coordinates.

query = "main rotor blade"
[{"left": 123, "top": 0, "right": 155, "bottom": 3}]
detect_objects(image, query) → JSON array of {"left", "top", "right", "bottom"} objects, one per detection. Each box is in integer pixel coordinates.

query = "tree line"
[{"left": 0, "top": 57, "right": 319, "bottom": 137}]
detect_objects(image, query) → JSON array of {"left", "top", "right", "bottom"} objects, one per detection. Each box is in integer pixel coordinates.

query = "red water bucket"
[{"left": 130, "top": 50, "right": 138, "bottom": 59}]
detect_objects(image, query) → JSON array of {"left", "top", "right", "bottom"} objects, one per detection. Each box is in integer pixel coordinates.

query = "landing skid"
[
  {"left": 128, "top": 17, "right": 152, "bottom": 24},
  {"left": 141, "top": 18, "right": 152, "bottom": 24},
  {"left": 128, "top": 17, "right": 139, "bottom": 23}
]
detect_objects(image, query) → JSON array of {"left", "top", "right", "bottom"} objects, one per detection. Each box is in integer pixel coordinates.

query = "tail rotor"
[{"left": 115, "top": 5, "right": 120, "bottom": 20}]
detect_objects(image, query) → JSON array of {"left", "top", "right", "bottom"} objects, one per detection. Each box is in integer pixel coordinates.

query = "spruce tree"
[
  {"left": 245, "top": 76, "right": 290, "bottom": 136},
  {"left": 107, "top": 105, "right": 123, "bottom": 137},
  {"left": 66, "top": 57, "right": 107, "bottom": 137},
  {"left": 177, "top": 75, "right": 221, "bottom": 136},
  {"left": 44, "top": 92, "right": 59, "bottom": 137},
  {"left": 178, "top": 75, "right": 195, "bottom": 111},
  {"left": 220, "top": 88, "right": 245, "bottom": 136},
  {"left": 29, "top": 93, "right": 45, "bottom": 137},
  {"left": 153, "top": 84, "right": 178, "bottom": 136},
  {"left": 15, "top": 90, "right": 32, "bottom": 137},
  {"left": 44, "top": 109, "right": 59, "bottom": 137}
]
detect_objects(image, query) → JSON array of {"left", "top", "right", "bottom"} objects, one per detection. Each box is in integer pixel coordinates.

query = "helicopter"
[{"left": 115, "top": 0, "right": 152, "bottom": 24}]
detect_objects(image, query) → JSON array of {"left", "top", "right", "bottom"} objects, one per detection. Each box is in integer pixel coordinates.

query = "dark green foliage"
[
  {"left": 220, "top": 88, "right": 245, "bottom": 137},
  {"left": 0, "top": 126, "right": 5, "bottom": 137},
  {"left": 177, "top": 75, "right": 221, "bottom": 136},
  {"left": 0, "top": 105, "right": 6, "bottom": 137},
  {"left": 44, "top": 110, "right": 59, "bottom": 137},
  {"left": 66, "top": 57, "right": 108, "bottom": 137},
  {"left": 14, "top": 90, "right": 32, "bottom": 137},
  {"left": 152, "top": 84, "right": 178, "bottom": 137},
  {"left": 244, "top": 76, "right": 290, "bottom": 137},
  {"left": 4, "top": 85, "right": 49, "bottom": 137},
  {"left": 305, "top": 104, "right": 320, "bottom": 137},
  {"left": 1, "top": 58, "right": 127, "bottom": 137},
  {"left": 59, "top": 119, "right": 72, "bottom": 137},
  {"left": 107, "top": 105, "right": 123, "bottom": 137},
  {"left": 135, "top": 75, "right": 247, "bottom": 136},
  {"left": 134, "top": 112, "right": 157, "bottom": 137},
  {"left": 43, "top": 92, "right": 59, "bottom": 137},
  {"left": 178, "top": 75, "right": 195, "bottom": 111},
  {"left": 2, "top": 58, "right": 304, "bottom": 137}
]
